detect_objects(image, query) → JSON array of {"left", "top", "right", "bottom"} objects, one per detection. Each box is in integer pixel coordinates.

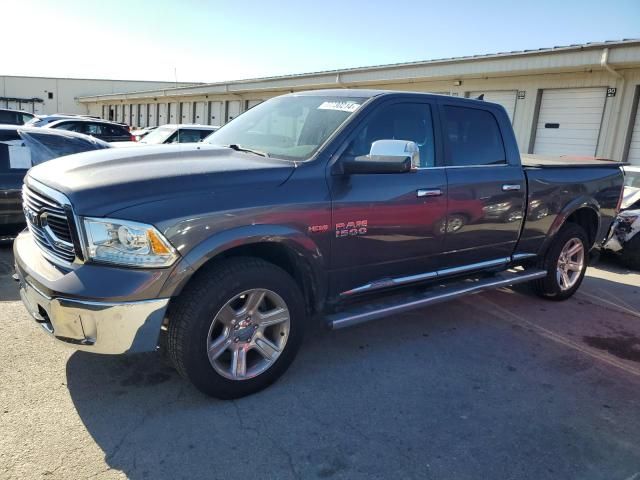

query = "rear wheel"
[
  {"left": 167, "top": 257, "right": 305, "bottom": 399},
  {"left": 533, "top": 223, "right": 589, "bottom": 300}
]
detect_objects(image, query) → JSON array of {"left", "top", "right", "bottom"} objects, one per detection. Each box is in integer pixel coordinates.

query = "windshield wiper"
[{"left": 225, "top": 144, "right": 270, "bottom": 158}]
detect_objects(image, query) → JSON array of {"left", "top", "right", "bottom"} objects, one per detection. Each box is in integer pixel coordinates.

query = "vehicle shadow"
[
  {"left": 65, "top": 286, "right": 640, "bottom": 480},
  {"left": 63, "top": 309, "right": 486, "bottom": 480}
]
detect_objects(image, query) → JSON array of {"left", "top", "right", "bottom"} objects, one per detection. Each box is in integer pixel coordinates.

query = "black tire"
[
  {"left": 167, "top": 257, "right": 305, "bottom": 399},
  {"left": 533, "top": 223, "right": 589, "bottom": 301},
  {"left": 620, "top": 234, "right": 640, "bottom": 271}
]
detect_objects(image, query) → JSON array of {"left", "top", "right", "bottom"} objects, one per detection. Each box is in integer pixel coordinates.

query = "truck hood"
[{"left": 27, "top": 144, "right": 296, "bottom": 216}]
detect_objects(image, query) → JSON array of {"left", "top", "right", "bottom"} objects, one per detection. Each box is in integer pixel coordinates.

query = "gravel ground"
[{"left": 1, "top": 244, "right": 639, "bottom": 480}]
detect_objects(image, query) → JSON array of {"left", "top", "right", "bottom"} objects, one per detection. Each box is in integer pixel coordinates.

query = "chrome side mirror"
[
  {"left": 340, "top": 139, "right": 419, "bottom": 175},
  {"left": 369, "top": 139, "right": 420, "bottom": 168}
]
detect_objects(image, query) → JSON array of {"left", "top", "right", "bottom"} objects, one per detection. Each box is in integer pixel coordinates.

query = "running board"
[{"left": 326, "top": 268, "right": 547, "bottom": 330}]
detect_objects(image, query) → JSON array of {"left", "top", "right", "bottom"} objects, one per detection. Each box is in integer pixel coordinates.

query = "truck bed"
[{"left": 521, "top": 154, "right": 624, "bottom": 168}]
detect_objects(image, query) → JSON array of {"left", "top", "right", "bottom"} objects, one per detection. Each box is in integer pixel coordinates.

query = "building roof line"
[{"left": 78, "top": 39, "right": 640, "bottom": 102}]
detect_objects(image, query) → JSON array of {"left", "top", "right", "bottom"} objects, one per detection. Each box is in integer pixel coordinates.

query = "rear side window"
[
  {"left": 443, "top": 106, "right": 505, "bottom": 166},
  {"left": 85, "top": 123, "right": 104, "bottom": 135},
  {"left": 105, "top": 124, "right": 127, "bottom": 136},
  {"left": 55, "top": 122, "right": 83, "bottom": 132},
  {"left": 0, "top": 111, "right": 19, "bottom": 125}
]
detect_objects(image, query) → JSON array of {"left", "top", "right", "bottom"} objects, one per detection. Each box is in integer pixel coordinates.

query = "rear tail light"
[{"left": 130, "top": 134, "right": 137, "bottom": 142}]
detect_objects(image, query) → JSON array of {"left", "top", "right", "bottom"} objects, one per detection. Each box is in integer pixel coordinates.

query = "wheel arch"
[
  {"left": 160, "top": 225, "right": 327, "bottom": 316},
  {"left": 539, "top": 197, "right": 601, "bottom": 255}
]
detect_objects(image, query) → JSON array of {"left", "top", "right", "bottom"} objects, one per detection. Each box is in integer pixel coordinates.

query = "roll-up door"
[
  {"left": 138, "top": 104, "right": 147, "bottom": 127},
  {"left": 226, "top": 100, "right": 241, "bottom": 123},
  {"left": 208, "top": 101, "right": 223, "bottom": 126},
  {"left": 627, "top": 93, "right": 640, "bottom": 166},
  {"left": 533, "top": 87, "right": 607, "bottom": 156},
  {"left": 148, "top": 104, "right": 157, "bottom": 127},
  {"left": 169, "top": 102, "right": 179, "bottom": 123},
  {"left": 194, "top": 102, "right": 206, "bottom": 123},
  {"left": 158, "top": 103, "right": 168, "bottom": 125},
  {"left": 246, "top": 99, "right": 262, "bottom": 110},
  {"left": 180, "top": 102, "right": 192, "bottom": 123},
  {"left": 468, "top": 90, "right": 517, "bottom": 123}
]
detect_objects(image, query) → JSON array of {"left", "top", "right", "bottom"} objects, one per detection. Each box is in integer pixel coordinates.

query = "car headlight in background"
[{"left": 82, "top": 217, "right": 178, "bottom": 267}]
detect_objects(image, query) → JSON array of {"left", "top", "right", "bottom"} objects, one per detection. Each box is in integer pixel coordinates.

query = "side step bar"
[{"left": 326, "top": 268, "right": 547, "bottom": 330}]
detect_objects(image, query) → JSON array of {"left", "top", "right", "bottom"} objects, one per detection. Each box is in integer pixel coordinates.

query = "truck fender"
[
  {"left": 538, "top": 195, "right": 600, "bottom": 255},
  {"left": 159, "top": 224, "right": 328, "bottom": 309}
]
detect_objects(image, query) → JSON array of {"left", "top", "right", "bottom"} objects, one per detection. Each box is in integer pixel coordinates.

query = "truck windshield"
[{"left": 204, "top": 95, "right": 366, "bottom": 161}]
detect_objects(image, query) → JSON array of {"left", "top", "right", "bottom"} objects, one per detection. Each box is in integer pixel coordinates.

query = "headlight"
[{"left": 82, "top": 217, "right": 178, "bottom": 268}]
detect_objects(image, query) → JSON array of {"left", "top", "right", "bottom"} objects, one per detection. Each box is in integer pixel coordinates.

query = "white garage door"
[
  {"left": 246, "top": 99, "right": 262, "bottom": 110},
  {"left": 194, "top": 102, "right": 206, "bottom": 123},
  {"left": 181, "top": 102, "right": 192, "bottom": 123},
  {"left": 533, "top": 87, "right": 607, "bottom": 156},
  {"left": 469, "top": 90, "right": 517, "bottom": 123},
  {"left": 138, "top": 104, "right": 147, "bottom": 127},
  {"left": 158, "top": 104, "right": 168, "bottom": 125},
  {"left": 148, "top": 104, "right": 157, "bottom": 127},
  {"left": 169, "top": 102, "right": 179, "bottom": 123},
  {"left": 627, "top": 99, "right": 640, "bottom": 166},
  {"left": 208, "top": 101, "right": 223, "bottom": 126},
  {"left": 226, "top": 100, "right": 241, "bottom": 123}
]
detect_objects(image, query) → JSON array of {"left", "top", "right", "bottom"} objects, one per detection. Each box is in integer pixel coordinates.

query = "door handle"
[
  {"left": 502, "top": 184, "right": 521, "bottom": 192},
  {"left": 417, "top": 188, "right": 442, "bottom": 198}
]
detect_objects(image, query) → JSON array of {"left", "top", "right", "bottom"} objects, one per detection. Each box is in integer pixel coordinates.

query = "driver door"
[{"left": 328, "top": 99, "right": 448, "bottom": 296}]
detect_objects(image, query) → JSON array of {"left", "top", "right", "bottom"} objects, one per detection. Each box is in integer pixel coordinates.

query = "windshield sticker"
[{"left": 318, "top": 101, "right": 361, "bottom": 113}]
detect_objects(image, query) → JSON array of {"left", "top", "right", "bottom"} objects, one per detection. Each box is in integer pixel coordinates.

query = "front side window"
[
  {"left": 345, "top": 102, "right": 436, "bottom": 168},
  {"left": 20, "top": 113, "right": 34, "bottom": 124},
  {"left": 205, "top": 95, "right": 366, "bottom": 161},
  {"left": 172, "top": 129, "right": 204, "bottom": 143},
  {"left": 444, "top": 106, "right": 506, "bottom": 166}
]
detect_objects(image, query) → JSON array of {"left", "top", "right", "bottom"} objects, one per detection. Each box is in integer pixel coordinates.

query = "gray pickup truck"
[{"left": 14, "top": 89, "right": 624, "bottom": 398}]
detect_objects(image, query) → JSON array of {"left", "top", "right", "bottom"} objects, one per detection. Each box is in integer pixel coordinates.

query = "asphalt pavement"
[{"left": 1, "top": 244, "right": 639, "bottom": 480}]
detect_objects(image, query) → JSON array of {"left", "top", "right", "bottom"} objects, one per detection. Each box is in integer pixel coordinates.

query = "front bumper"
[{"left": 14, "top": 231, "right": 170, "bottom": 354}]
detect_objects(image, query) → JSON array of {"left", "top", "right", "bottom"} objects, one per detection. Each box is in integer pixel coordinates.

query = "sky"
[{"left": 4, "top": 0, "right": 640, "bottom": 84}]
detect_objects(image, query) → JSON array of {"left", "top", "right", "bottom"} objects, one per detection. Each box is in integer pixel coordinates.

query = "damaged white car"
[{"left": 605, "top": 166, "right": 640, "bottom": 269}]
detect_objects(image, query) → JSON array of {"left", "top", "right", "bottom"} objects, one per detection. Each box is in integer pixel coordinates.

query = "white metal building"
[
  {"left": 0, "top": 76, "right": 199, "bottom": 116},
  {"left": 76, "top": 39, "right": 640, "bottom": 164}
]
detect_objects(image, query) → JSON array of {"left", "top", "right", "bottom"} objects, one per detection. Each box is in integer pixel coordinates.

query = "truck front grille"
[{"left": 22, "top": 185, "right": 77, "bottom": 264}]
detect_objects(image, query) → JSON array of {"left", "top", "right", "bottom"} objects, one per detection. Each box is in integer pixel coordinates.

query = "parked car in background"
[
  {"left": 13, "top": 90, "right": 624, "bottom": 399},
  {"left": 0, "top": 126, "right": 110, "bottom": 240},
  {"left": 0, "top": 108, "right": 35, "bottom": 125},
  {"left": 44, "top": 118, "right": 133, "bottom": 142},
  {"left": 131, "top": 126, "right": 158, "bottom": 141},
  {"left": 112, "top": 124, "right": 218, "bottom": 146},
  {"left": 25, "top": 114, "right": 102, "bottom": 128},
  {"left": 605, "top": 165, "right": 640, "bottom": 269}
]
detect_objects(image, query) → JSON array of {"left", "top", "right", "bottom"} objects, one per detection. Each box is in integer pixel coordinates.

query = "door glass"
[
  {"left": 443, "top": 106, "right": 506, "bottom": 166},
  {"left": 85, "top": 123, "right": 104, "bottom": 135},
  {"left": 345, "top": 103, "right": 436, "bottom": 168}
]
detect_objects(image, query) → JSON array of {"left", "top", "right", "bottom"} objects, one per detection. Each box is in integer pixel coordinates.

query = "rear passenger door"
[{"left": 438, "top": 102, "right": 526, "bottom": 270}]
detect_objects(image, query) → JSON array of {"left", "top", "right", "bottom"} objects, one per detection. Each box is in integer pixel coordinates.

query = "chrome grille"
[{"left": 22, "top": 184, "right": 76, "bottom": 263}]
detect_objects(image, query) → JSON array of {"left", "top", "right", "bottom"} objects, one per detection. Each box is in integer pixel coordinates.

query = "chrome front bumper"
[{"left": 17, "top": 269, "right": 169, "bottom": 355}]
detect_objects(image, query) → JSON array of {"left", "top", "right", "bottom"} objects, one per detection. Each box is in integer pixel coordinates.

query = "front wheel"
[
  {"left": 167, "top": 257, "right": 305, "bottom": 399},
  {"left": 533, "top": 223, "right": 589, "bottom": 301}
]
